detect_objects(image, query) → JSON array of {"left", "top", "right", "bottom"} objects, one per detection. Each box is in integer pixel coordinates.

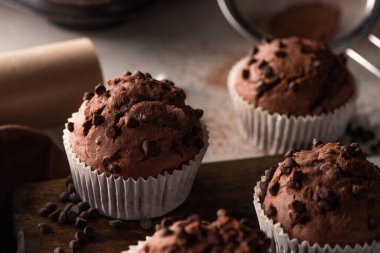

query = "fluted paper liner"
[
  {"left": 63, "top": 115, "right": 208, "bottom": 220},
  {"left": 228, "top": 58, "right": 357, "bottom": 155},
  {"left": 253, "top": 170, "right": 380, "bottom": 253},
  {"left": 121, "top": 237, "right": 151, "bottom": 253}
]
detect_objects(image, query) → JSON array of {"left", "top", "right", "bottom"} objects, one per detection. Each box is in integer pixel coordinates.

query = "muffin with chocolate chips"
[
  {"left": 63, "top": 71, "right": 208, "bottom": 220},
  {"left": 254, "top": 140, "right": 380, "bottom": 252},
  {"left": 125, "top": 211, "right": 271, "bottom": 253},
  {"left": 228, "top": 37, "right": 356, "bottom": 154}
]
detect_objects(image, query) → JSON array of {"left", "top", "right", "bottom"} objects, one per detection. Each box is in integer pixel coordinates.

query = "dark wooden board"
[{"left": 12, "top": 156, "right": 282, "bottom": 253}]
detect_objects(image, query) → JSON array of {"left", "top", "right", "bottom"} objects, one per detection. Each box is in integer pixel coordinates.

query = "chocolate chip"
[
  {"left": 315, "top": 186, "right": 329, "bottom": 199},
  {"left": 266, "top": 165, "right": 277, "bottom": 181},
  {"left": 217, "top": 209, "right": 228, "bottom": 217},
  {"left": 262, "top": 65, "right": 274, "bottom": 79},
  {"left": 37, "top": 223, "right": 51, "bottom": 234},
  {"left": 313, "top": 138, "right": 323, "bottom": 147},
  {"left": 87, "top": 208, "right": 100, "bottom": 219},
  {"left": 83, "top": 91, "right": 94, "bottom": 101},
  {"left": 133, "top": 70, "right": 145, "bottom": 79},
  {"left": 369, "top": 216, "right": 376, "bottom": 230},
  {"left": 256, "top": 81, "right": 267, "bottom": 94},
  {"left": 258, "top": 60, "right": 268, "bottom": 69},
  {"left": 258, "top": 181, "right": 268, "bottom": 202},
  {"left": 301, "top": 45, "right": 312, "bottom": 54},
  {"left": 95, "top": 84, "right": 106, "bottom": 95},
  {"left": 125, "top": 116, "right": 139, "bottom": 128},
  {"left": 75, "top": 230, "right": 87, "bottom": 243},
  {"left": 92, "top": 114, "right": 105, "bottom": 126},
  {"left": 67, "top": 183, "right": 76, "bottom": 193},
  {"left": 67, "top": 122, "right": 74, "bottom": 132},
  {"left": 250, "top": 46, "right": 259, "bottom": 55},
  {"left": 145, "top": 72, "right": 152, "bottom": 78},
  {"left": 69, "top": 193, "right": 81, "bottom": 203},
  {"left": 77, "top": 202, "right": 90, "bottom": 212},
  {"left": 266, "top": 205, "right": 277, "bottom": 217},
  {"left": 83, "top": 226, "right": 94, "bottom": 238},
  {"left": 284, "top": 150, "right": 294, "bottom": 158},
  {"left": 264, "top": 38, "right": 272, "bottom": 43},
  {"left": 142, "top": 140, "right": 159, "bottom": 157},
  {"left": 289, "top": 82, "right": 299, "bottom": 92},
  {"left": 161, "top": 217, "right": 173, "bottom": 228},
  {"left": 53, "top": 247, "right": 64, "bottom": 253},
  {"left": 59, "top": 191, "right": 70, "bottom": 202},
  {"left": 37, "top": 207, "right": 49, "bottom": 217},
  {"left": 292, "top": 213, "right": 310, "bottom": 225},
  {"left": 79, "top": 211, "right": 88, "bottom": 219},
  {"left": 82, "top": 119, "right": 92, "bottom": 136},
  {"left": 288, "top": 172, "right": 304, "bottom": 191},
  {"left": 269, "top": 182, "right": 280, "bottom": 196},
  {"left": 69, "top": 240, "right": 80, "bottom": 251},
  {"left": 248, "top": 58, "right": 257, "bottom": 65},
  {"left": 75, "top": 217, "right": 87, "bottom": 228},
  {"left": 161, "top": 227, "right": 173, "bottom": 237},
  {"left": 275, "top": 50, "right": 287, "bottom": 58},
  {"left": 284, "top": 157, "right": 297, "bottom": 168},
  {"left": 171, "top": 142, "right": 184, "bottom": 155},
  {"left": 48, "top": 209, "right": 61, "bottom": 221},
  {"left": 67, "top": 210, "right": 78, "bottom": 223},
  {"left": 123, "top": 71, "right": 132, "bottom": 76},
  {"left": 186, "top": 214, "right": 200, "bottom": 223},
  {"left": 176, "top": 226, "right": 187, "bottom": 238},
  {"left": 291, "top": 200, "right": 306, "bottom": 213},
  {"left": 106, "top": 126, "right": 117, "bottom": 139},
  {"left": 278, "top": 40, "right": 287, "bottom": 48},
  {"left": 281, "top": 166, "right": 292, "bottom": 175},
  {"left": 194, "top": 109, "right": 204, "bottom": 119},
  {"left": 242, "top": 69, "right": 250, "bottom": 79},
  {"left": 108, "top": 164, "right": 121, "bottom": 174},
  {"left": 109, "top": 219, "right": 127, "bottom": 229},
  {"left": 195, "top": 139, "right": 205, "bottom": 149},
  {"left": 58, "top": 211, "right": 67, "bottom": 224}
]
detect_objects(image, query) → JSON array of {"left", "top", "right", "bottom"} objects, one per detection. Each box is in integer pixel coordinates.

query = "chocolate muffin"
[
  {"left": 234, "top": 37, "right": 354, "bottom": 116},
  {"left": 137, "top": 211, "right": 270, "bottom": 253},
  {"left": 68, "top": 71, "right": 205, "bottom": 179},
  {"left": 258, "top": 141, "right": 380, "bottom": 247}
]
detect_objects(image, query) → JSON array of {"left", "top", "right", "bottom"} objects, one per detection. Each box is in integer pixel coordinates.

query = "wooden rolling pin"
[{"left": 0, "top": 38, "right": 103, "bottom": 127}]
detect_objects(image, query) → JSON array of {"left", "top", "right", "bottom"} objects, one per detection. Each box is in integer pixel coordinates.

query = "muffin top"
[
  {"left": 234, "top": 37, "right": 355, "bottom": 116},
  {"left": 258, "top": 140, "right": 380, "bottom": 246},
  {"left": 68, "top": 71, "right": 204, "bottom": 179},
  {"left": 138, "top": 211, "right": 270, "bottom": 253}
]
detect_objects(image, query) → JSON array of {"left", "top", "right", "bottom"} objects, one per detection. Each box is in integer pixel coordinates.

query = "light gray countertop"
[{"left": 0, "top": 0, "right": 379, "bottom": 162}]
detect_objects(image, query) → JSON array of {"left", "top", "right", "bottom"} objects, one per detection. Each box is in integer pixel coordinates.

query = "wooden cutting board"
[{"left": 12, "top": 155, "right": 282, "bottom": 253}]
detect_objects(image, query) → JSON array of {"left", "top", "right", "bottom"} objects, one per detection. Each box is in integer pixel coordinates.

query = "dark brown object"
[
  {"left": 69, "top": 239, "right": 80, "bottom": 251},
  {"left": 53, "top": 247, "right": 64, "bottom": 253},
  {"left": 12, "top": 156, "right": 282, "bottom": 252},
  {"left": 37, "top": 223, "right": 51, "bottom": 234},
  {"left": 75, "top": 230, "right": 87, "bottom": 243}
]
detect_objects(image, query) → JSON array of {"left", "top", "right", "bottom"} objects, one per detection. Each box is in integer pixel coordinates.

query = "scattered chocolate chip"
[
  {"left": 79, "top": 211, "right": 88, "bottom": 219},
  {"left": 67, "top": 122, "right": 74, "bottom": 132},
  {"left": 315, "top": 186, "right": 329, "bottom": 199},
  {"left": 67, "top": 210, "right": 78, "bottom": 223},
  {"left": 186, "top": 214, "right": 200, "bottom": 223},
  {"left": 175, "top": 226, "right": 187, "bottom": 238},
  {"left": 258, "top": 60, "right": 268, "bottom": 69},
  {"left": 269, "top": 182, "right": 280, "bottom": 196},
  {"left": 82, "top": 120, "right": 92, "bottom": 136},
  {"left": 77, "top": 202, "right": 90, "bottom": 212},
  {"left": 75, "top": 230, "right": 87, "bottom": 243},
  {"left": 87, "top": 208, "right": 100, "bottom": 219},
  {"left": 142, "top": 140, "right": 159, "bottom": 157},
  {"left": 48, "top": 209, "right": 61, "bottom": 221},
  {"left": 161, "top": 217, "right": 173, "bottom": 228},
  {"left": 313, "top": 138, "right": 323, "bottom": 147},
  {"left": 53, "top": 247, "right": 64, "bottom": 253},
  {"left": 284, "top": 150, "right": 294, "bottom": 158},
  {"left": 69, "top": 240, "right": 80, "bottom": 251},
  {"left": 369, "top": 216, "right": 376, "bottom": 230},
  {"left": 266, "top": 205, "right": 277, "bottom": 217},
  {"left": 92, "top": 114, "right": 105, "bottom": 126},
  {"left": 217, "top": 209, "right": 228, "bottom": 217},
  {"left": 256, "top": 81, "right": 267, "bottom": 94},
  {"left": 59, "top": 192, "right": 70, "bottom": 202},
  {"left": 133, "top": 70, "right": 145, "bottom": 79},
  {"left": 75, "top": 217, "right": 87, "bottom": 228},
  {"left": 278, "top": 40, "right": 287, "bottom": 48},
  {"left": 140, "top": 218, "right": 152, "bottom": 230},
  {"left": 125, "top": 116, "right": 139, "bottom": 128},
  {"left": 289, "top": 82, "right": 299, "bottom": 92},
  {"left": 108, "top": 164, "right": 121, "bottom": 174},
  {"left": 194, "top": 109, "right": 204, "bottom": 119},
  {"left": 248, "top": 58, "right": 257, "bottom": 65},
  {"left": 37, "top": 223, "right": 51, "bottom": 234},
  {"left": 123, "top": 71, "right": 132, "bottom": 76},
  {"left": 242, "top": 69, "right": 250, "bottom": 79},
  {"left": 69, "top": 193, "right": 81, "bottom": 203},
  {"left": 264, "top": 38, "right": 272, "bottom": 43},
  {"left": 83, "top": 226, "right": 94, "bottom": 238},
  {"left": 106, "top": 126, "right": 117, "bottom": 139},
  {"left": 284, "top": 157, "right": 297, "bottom": 168},
  {"left": 301, "top": 45, "right": 313, "bottom": 54},
  {"left": 83, "top": 92, "right": 94, "bottom": 101},
  {"left": 58, "top": 211, "right": 67, "bottom": 224},
  {"left": 292, "top": 213, "right": 310, "bottom": 225},
  {"left": 67, "top": 183, "right": 76, "bottom": 194},
  {"left": 95, "top": 84, "right": 106, "bottom": 95},
  {"left": 109, "top": 219, "right": 127, "bottom": 229},
  {"left": 258, "top": 181, "right": 268, "bottom": 202},
  {"left": 37, "top": 207, "right": 49, "bottom": 217},
  {"left": 161, "top": 227, "right": 173, "bottom": 237},
  {"left": 250, "top": 46, "right": 259, "bottom": 55},
  {"left": 195, "top": 139, "right": 205, "bottom": 149},
  {"left": 275, "top": 50, "right": 287, "bottom": 58},
  {"left": 291, "top": 200, "right": 306, "bottom": 213},
  {"left": 262, "top": 65, "right": 274, "bottom": 79},
  {"left": 280, "top": 166, "right": 292, "bottom": 175}
]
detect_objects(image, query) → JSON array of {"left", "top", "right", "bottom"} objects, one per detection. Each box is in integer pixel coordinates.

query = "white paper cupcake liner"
[
  {"left": 253, "top": 170, "right": 380, "bottom": 253},
  {"left": 63, "top": 114, "right": 208, "bottom": 220},
  {"left": 121, "top": 237, "right": 150, "bottom": 253},
  {"left": 228, "top": 57, "right": 357, "bottom": 155}
]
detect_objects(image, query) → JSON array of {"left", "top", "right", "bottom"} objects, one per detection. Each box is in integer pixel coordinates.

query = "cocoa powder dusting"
[{"left": 268, "top": 3, "right": 341, "bottom": 42}]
